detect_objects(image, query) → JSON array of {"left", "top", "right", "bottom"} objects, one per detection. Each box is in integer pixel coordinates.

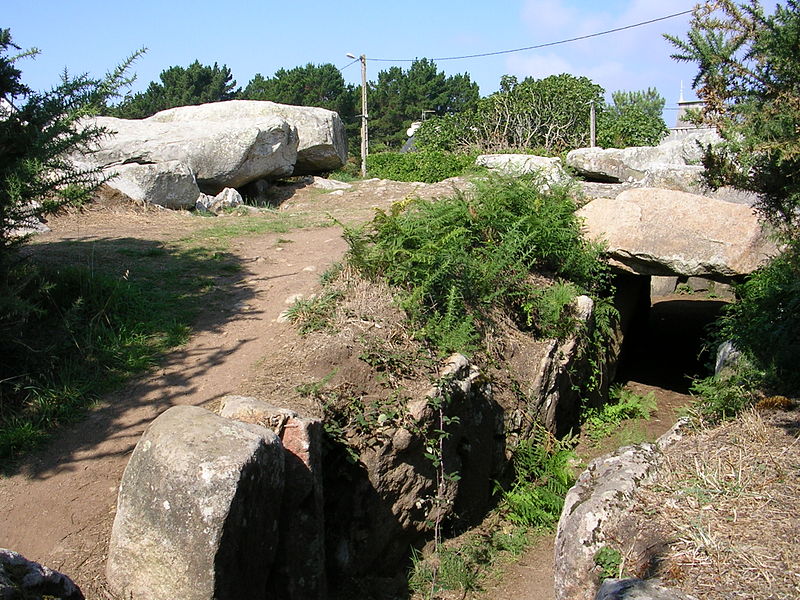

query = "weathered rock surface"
[
  {"left": 567, "top": 131, "right": 719, "bottom": 184},
  {"left": 597, "top": 578, "right": 698, "bottom": 600},
  {"left": 577, "top": 188, "right": 778, "bottom": 279},
  {"left": 148, "top": 100, "right": 347, "bottom": 175},
  {"left": 554, "top": 444, "right": 663, "bottom": 600},
  {"left": 79, "top": 112, "right": 298, "bottom": 195},
  {"left": 311, "top": 176, "right": 352, "bottom": 191},
  {"left": 324, "top": 354, "right": 504, "bottom": 577},
  {"left": 475, "top": 154, "right": 571, "bottom": 187},
  {"left": 106, "top": 405, "right": 284, "bottom": 600},
  {"left": 0, "top": 548, "right": 84, "bottom": 600},
  {"left": 219, "top": 396, "right": 326, "bottom": 600},
  {"left": 531, "top": 295, "right": 604, "bottom": 437},
  {"left": 195, "top": 187, "right": 244, "bottom": 214},
  {"left": 568, "top": 131, "right": 759, "bottom": 204},
  {"left": 101, "top": 160, "right": 200, "bottom": 208}
]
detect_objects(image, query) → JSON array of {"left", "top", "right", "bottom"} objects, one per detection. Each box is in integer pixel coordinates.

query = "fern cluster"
[
  {"left": 343, "top": 175, "right": 610, "bottom": 353},
  {"left": 500, "top": 427, "right": 576, "bottom": 529}
]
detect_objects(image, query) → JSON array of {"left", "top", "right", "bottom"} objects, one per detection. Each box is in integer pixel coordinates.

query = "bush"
[
  {"left": 709, "top": 246, "right": 800, "bottom": 397},
  {"left": 343, "top": 175, "right": 609, "bottom": 353},
  {"left": 365, "top": 151, "right": 476, "bottom": 183}
]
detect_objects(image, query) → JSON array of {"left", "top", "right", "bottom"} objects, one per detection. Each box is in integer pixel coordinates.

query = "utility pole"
[
  {"left": 589, "top": 100, "right": 596, "bottom": 147},
  {"left": 359, "top": 54, "right": 368, "bottom": 178},
  {"left": 348, "top": 53, "right": 369, "bottom": 177}
]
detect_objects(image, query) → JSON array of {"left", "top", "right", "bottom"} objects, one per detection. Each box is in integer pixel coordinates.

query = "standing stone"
[
  {"left": 219, "top": 396, "right": 326, "bottom": 600},
  {"left": 554, "top": 444, "right": 662, "bottom": 600},
  {"left": 106, "top": 405, "right": 285, "bottom": 600}
]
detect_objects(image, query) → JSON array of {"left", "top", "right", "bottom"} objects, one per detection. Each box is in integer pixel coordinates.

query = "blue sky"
[{"left": 6, "top": 0, "right": 702, "bottom": 123}]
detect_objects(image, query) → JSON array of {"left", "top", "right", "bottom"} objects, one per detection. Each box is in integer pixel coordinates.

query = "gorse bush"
[
  {"left": 343, "top": 175, "right": 609, "bottom": 353},
  {"left": 365, "top": 150, "right": 477, "bottom": 183}
]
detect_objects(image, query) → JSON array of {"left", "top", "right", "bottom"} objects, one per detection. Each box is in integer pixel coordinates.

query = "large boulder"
[
  {"left": 554, "top": 444, "right": 663, "bottom": 600},
  {"left": 79, "top": 113, "right": 298, "bottom": 195},
  {"left": 0, "top": 548, "right": 84, "bottom": 600},
  {"left": 105, "top": 160, "right": 200, "bottom": 209},
  {"left": 475, "top": 154, "right": 571, "bottom": 187},
  {"left": 148, "top": 100, "right": 348, "bottom": 175},
  {"left": 577, "top": 188, "right": 779, "bottom": 279},
  {"left": 567, "top": 131, "right": 720, "bottom": 184},
  {"left": 567, "top": 131, "right": 758, "bottom": 204},
  {"left": 106, "top": 405, "right": 285, "bottom": 600}
]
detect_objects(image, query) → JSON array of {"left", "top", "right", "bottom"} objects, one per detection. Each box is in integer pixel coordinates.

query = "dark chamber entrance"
[{"left": 614, "top": 289, "right": 729, "bottom": 394}]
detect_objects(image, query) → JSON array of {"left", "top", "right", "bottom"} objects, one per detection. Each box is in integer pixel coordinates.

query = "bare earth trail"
[
  {"left": 0, "top": 178, "right": 693, "bottom": 600},
  {"left": 0, "top": 178, "right": 469, "bottom": 598}
]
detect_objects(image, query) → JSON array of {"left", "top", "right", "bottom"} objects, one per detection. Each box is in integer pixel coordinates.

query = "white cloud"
[{"left": 510, "top": 0, "right": 698, "bottom": 103}]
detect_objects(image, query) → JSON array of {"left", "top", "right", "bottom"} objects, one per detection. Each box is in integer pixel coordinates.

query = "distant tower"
[{"left": 674, "top": 82, "right": 704, "bottom": 130}]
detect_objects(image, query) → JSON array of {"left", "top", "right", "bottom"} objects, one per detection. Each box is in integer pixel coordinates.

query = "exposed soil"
[
  {"left": 0, "top": 177, "right": 478, "bottom": 600},
  {"left": 0, "top": 176, "right": 777, "bottom": 600}
]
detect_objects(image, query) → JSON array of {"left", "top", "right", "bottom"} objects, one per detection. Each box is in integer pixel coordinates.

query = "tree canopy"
[
  {"left": 416, "top": 73, "right": 604, "bottom": 154},
  {"left": 597, "top": 87, "right": 668, "bottom": 148},
  {"left": 110, "top": 60, "right": 237, "bottom": 119},
  {"left": 667, "top": 0, "right": 800, "bottom": 242},
  {"left": 368, "top": 58, "right": 479, "bottom": 150}
]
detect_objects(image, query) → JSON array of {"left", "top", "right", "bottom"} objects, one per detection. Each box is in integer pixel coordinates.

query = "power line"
[
  {"left": 370, "top": 9, "right": 693, "bottom": 63},
  {"left": 338, "top": 57, "right": 360, "bottom": 72}
]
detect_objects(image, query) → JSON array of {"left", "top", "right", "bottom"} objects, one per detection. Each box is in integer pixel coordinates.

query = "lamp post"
[{"left": 347, "top": 53, "right": 368, "bottom": 177}]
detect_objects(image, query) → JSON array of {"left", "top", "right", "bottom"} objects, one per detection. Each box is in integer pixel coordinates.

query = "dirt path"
[
  {"left": 0, "top": 177, "right": 696, "bottom": 600},
  {"left": 0, "top": 178, "right": 473, "bottom": 598}
]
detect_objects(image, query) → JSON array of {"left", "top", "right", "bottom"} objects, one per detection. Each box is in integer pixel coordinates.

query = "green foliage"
[
  {"left": 689, "top": 370, "right": 760, "bottom": 423},
  {"left": 343, "top": 175, "right": 608, "bottom": 354},
  {"left": 716, "top": 248, "right": 800, "bottom": 394},
  {"left": 597, "top": 87, "right": 668, "bottom": 148},
  {"left": 0, "top": 30, "right": 140, "bottom": 256},
  {"left": 669, "top": 1, "right": 800, "bottom": 413},
  {"left": 416, "top": 73, "right": 604, "bottom": 154},
  {"left": 594, "top": 546, "right": 623, "bottom": 581},
  {"left": 408, "top": 545, "right": 480, "bottom": 597},
  {"left": 369, "top": 58, "right": 479, "bottom": 149},
  {"left": 365, "top": 151, "right": 477, "bottom": 183},
  {"left": 111, "top": 60, "right": 238, "bottom": 118},
  {"left": 582, "top": 385, "right": 657, "bottom": 441},
  {"left": 499, "top": 427, "right": 576, "bottom": 529},
  {"left": 666, "top": 0, "right": 800, "bottom": 242}
]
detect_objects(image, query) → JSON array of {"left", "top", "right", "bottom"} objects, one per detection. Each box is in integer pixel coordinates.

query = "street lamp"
[{"left": 347, "top": 53, "right": 368, "bottom": 177}]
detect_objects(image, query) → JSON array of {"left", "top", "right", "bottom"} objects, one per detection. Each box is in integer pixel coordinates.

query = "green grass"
[
  {"left": 582, "top": 385, "right": 657, "bottom": 442},
  {"left": 0, "top": 230, "right": 264, "bottom": 464},
  {"left": 182, "top": 211, "right": 325, "bottom": 246}
]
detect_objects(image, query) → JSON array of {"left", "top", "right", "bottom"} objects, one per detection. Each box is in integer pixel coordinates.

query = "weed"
[
  {"left": 343, "top": 174, "right": 610, "bottom": 355},
  {"left": 689, "top": 369, "right": 760, "bottom": 424},
  {"left": 594, "top": 546, "right": 623, "bottom": 581},
  {"left": 582, "top": 386, "right": 657, "bottom": 442},
  {"left": 284, "top": 290, "right": 343, "bottom": 334},
  {"left": 0, "top": 235, "right": 241, "bottom": 463}
]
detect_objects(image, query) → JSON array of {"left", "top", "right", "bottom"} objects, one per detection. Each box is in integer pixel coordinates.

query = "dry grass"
[{"left": 627, "top": 409, "right": 800, "bottom": 600}]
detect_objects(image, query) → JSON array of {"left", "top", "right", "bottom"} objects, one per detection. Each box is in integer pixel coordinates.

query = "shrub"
[
  {"left": 343, "top": 175, "right": 609, "bottom": 354},
  {"left": 365, "top": 150, "right": 476, "bottom": 183}
]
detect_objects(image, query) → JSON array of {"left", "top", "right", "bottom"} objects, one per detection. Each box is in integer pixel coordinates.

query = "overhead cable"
[{"left": 369, "top": 9, "right": 694, "bottom": 63}]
